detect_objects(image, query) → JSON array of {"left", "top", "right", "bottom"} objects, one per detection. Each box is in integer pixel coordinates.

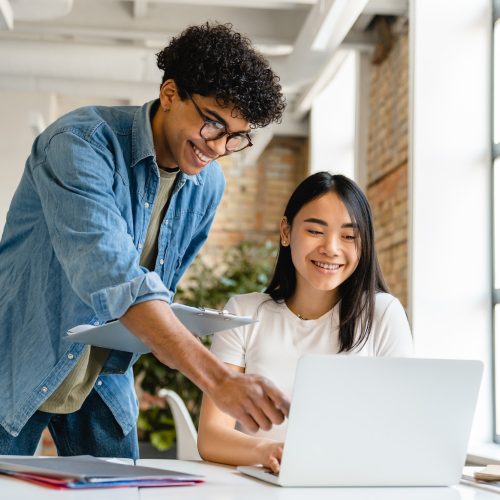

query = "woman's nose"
[{"left": 320, "top": 235, "right": 340, "bottom": 256}]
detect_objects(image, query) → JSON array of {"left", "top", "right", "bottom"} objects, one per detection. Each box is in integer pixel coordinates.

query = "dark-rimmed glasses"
[{"left": 187, "top": 93, "right": 253, "bottom": 153}]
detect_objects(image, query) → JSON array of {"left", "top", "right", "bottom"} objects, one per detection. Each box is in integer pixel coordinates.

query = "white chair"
[{"left": 158, "top": 389, "right": 201, "bottom": 461}]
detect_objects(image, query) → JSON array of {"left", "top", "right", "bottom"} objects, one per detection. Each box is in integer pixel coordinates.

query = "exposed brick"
[
  {"left": 183, "top": 136, "right": 308, "bottom": 267},
  {"left": 366, "top": 31, "right": 409, "bottom": 309}
]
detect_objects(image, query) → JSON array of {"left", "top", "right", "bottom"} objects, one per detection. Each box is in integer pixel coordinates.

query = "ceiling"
[{"left": 0, "top": 0, "right": 407, "bottom": 157}]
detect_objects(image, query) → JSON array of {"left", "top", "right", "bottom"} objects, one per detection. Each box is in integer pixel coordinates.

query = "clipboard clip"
[{"left": 196, "top": 307, "right": 235, "bottom": 320}]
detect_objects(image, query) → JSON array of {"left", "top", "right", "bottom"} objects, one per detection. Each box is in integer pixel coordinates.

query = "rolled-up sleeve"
[{"left": 32, "top": 129, "right": 171, "bottom": 322}]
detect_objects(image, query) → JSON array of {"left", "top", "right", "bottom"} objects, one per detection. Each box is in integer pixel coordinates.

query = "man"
[{"left": 0, "top": 23, "right": 289, "bottom": 457}]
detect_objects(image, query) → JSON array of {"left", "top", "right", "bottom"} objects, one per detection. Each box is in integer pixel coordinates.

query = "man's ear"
[
  {"left": 159, "top": 80, "right": 178, "bottom": 111},
  {"left": 280, "top": 217, "right": 290, "bottom": 247}
]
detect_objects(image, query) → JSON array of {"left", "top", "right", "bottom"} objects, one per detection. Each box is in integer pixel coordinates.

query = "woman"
[{"left": 197, "top": 172, "right": 413, "bottom": 472}]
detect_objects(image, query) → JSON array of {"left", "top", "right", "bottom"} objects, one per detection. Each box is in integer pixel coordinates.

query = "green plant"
[{"left": 134, "top": 240, "right": 278, "bottom": 451}]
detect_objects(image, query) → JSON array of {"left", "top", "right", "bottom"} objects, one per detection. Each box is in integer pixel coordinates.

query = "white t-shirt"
[{"left": 210, "top": 292, "right": 413, "bottom": 441}]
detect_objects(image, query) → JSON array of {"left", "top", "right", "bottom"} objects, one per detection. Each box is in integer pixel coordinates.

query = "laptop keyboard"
[{"left": 264, "top": 468, "right": 279, "bottom": 476}]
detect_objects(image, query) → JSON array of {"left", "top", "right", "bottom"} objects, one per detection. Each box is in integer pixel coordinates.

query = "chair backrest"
[{"left": 158, "top": 389, "right": 201, "bottom": 461}]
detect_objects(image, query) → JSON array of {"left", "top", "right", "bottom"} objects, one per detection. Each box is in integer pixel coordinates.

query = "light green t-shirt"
[{"left": 39, "top": 168, "right": 179, "bottom": 414}]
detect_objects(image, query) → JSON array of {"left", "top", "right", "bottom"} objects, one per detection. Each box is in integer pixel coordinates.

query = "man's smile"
[{"left": 189, "top": 141, "right": 216, "bottom": 164}]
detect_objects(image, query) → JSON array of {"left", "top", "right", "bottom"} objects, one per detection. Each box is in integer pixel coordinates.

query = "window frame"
[{"left": 492, "top": 0, "right": 500, "bottom": 442}]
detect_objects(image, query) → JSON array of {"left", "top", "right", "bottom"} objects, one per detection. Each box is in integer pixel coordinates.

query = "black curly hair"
[{"left": 156, "top": 22, "right": 286, "bottom": 128}]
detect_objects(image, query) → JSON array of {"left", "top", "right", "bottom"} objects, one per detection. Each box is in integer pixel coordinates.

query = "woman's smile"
[{"left": 311, "top": 260, "right": 344, "bottom": 273}]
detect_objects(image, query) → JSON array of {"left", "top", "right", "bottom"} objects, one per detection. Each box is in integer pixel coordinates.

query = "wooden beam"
[{"left": 133, "top": 0, "right": 148, "bottom": 18}]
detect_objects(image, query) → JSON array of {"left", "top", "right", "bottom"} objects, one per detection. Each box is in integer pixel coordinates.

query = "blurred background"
[{"left": 0, "top": 0, "right": 496, "bottom": 459}]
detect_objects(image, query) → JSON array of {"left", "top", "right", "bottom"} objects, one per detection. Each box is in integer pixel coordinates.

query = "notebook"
[
  {"left": 0, "top": 455, "right": 203, "bottom": 489},
  {"left": 238, "top": 355, "right": 483, "bottom": 487},
  {"left": 67, "top": 303, "right": 255, "bottom": 354}
]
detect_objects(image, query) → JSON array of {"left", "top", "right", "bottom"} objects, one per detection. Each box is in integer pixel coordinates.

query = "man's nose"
[{"left": 205, "top": 136, "right": 227, "bottom": 157}]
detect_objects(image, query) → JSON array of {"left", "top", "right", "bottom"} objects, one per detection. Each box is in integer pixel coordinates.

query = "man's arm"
[
  {"left": 33, "top": 131, "right": 287, "bottom": 430},
  {"left": 121, "top": 299, "right": 290, "bottom": 432}
]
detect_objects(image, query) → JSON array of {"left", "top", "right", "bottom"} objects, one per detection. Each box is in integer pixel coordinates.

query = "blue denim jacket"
[{"left": 0, "top": 101, "right": 225, "bottom": 437}]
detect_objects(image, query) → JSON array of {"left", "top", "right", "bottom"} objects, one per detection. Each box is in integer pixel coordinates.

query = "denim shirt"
[{"left": 0, "top": 101, "right": 225, "bottom": 437}]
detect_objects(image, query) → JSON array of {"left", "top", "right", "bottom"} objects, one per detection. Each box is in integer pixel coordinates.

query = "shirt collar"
[{"left": 130, "top": 100, "right": 202, "bottom": 186}]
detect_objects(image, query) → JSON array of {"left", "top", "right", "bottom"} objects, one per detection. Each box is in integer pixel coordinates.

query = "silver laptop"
[{"left": 238, "top": 355, "right": 483, "bottom": 487}]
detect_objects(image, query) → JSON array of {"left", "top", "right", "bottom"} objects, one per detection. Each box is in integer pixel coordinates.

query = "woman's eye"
[
  {"left": 343, "top": 234, "right": 356, "bottom": 241},
  {"left": 307, "top": 229, "right": 323, "bottom": 235}
]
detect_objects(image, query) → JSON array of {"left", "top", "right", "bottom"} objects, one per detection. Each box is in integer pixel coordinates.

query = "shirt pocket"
[{"left": 160, "top": 209, "right": 204, "bottom": 286}]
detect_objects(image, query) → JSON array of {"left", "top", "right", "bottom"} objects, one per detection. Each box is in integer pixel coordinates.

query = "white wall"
[
  {"left": 0, "top": 90, "right": 56, "bottom": 230},
  {"left": 410, "top": 0, "right": 492, "bottom": 444},
  {"left": 309, "top": 51, "right": 357, "bottom": 179}
]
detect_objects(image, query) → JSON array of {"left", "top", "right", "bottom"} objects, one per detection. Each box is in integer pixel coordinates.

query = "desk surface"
[{"left": 0, "top": 459, "right": 496, "bottom": 499}]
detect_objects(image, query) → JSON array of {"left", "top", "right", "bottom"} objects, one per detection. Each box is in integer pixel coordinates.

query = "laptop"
[{"left": 238, "top": 355, "right": 483, "bottom": 487}]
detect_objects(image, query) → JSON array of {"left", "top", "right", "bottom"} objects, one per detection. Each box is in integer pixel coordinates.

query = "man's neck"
[{"left": 150, "top": 102, "right": 177, "bottom": 170}]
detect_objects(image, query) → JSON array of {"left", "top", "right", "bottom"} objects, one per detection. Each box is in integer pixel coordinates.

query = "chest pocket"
[{"left": 159, "top": 209, "right": 204, "bottom": 286}]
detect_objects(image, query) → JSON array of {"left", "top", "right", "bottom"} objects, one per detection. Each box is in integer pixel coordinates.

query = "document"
[
  {"left": 0, "top": 455, "right": 203, "bottom": 489},
  {"left": 461, "top": 466, "right": 500, "bottom": 493},
  {"left": 67, "top": 303, "right": 256, "bottom": 354}
]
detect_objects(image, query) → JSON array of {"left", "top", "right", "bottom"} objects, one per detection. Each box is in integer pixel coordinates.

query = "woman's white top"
[{"left": 210, "top": 292, "right": 413, "bottom": 441}]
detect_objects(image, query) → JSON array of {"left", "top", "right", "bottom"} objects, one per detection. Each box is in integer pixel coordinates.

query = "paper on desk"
[{"left": 0, "top": 455, "right": 204, "bottom": 489}]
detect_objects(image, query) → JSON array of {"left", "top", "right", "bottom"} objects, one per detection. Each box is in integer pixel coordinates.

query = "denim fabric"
[
  {"left": 0, "top": 100, "right": 225, "bottom": 437},
  {"left": 0, "top": 390, "right": 139, "bottom": 458}
]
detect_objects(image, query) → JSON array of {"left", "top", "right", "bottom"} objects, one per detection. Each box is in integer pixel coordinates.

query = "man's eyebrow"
[
  {"left": 201, "top": 106, "right": 251, "bottom": 134},
  {"left": 303, "top": 218, "right": 358, "bottom": 229}
]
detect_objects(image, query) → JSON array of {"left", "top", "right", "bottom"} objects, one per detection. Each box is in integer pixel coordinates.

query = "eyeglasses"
[{"left": 187, "top": 93, "right": 253, "bottom": 153}]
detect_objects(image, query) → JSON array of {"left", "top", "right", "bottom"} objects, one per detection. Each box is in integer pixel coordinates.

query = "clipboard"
[{"left": 66, "top": 303, "right": 256, "bottom": 354}]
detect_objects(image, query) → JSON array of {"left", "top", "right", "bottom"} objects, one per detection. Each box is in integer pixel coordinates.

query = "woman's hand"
[{"left": 256, "top": 440, "right": 284, "bottom": 473}]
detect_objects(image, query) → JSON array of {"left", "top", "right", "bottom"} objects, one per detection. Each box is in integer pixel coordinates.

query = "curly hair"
[{"left": 156, "top": 22, "right": 286, "bottom": 128}]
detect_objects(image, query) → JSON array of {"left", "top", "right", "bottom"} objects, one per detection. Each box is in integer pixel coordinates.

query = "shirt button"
[
  {"left": 138, "top": 243, "right": 143, "bottom": 250},
  {"left": 160, "top": 259, "right": 164, "bottom": 265},
  {"left": 67, "top": 353, "right": 74, "bottom": 360},
  {"left": 94, "top": 321, "right": 100, "bottom": 326},
  {"left": 144, "top": 202, "right": 150, "bottom": 209},
  {"left": 41, "top": 386, "right": 48, "bottom": 393},
  {"left": 97, "top": 380, "right": 103, "bottom": 387}
]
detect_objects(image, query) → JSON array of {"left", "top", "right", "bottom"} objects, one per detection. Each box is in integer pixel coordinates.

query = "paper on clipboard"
[{"left": 66, "top": 303, "right": 256, "bottom": 354}]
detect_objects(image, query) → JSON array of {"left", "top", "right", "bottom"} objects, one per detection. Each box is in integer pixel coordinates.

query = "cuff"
[{"left": 90, "top": 272, "right": 172, "bottom": 322}]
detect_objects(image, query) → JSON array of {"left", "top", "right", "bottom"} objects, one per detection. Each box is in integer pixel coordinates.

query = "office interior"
[{"left": 0, "top": 0, "right": 497, "bottom": 464}]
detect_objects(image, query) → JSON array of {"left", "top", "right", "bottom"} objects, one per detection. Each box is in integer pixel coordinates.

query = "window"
[{"left": 493, "top": 0, "right": 500, "bottom": 440}]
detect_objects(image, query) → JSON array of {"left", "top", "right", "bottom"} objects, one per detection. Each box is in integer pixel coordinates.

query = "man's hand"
[
  {"left": 208, "top": 370, "right": 290, "bottom": 433},
  {"left": 122, "top": 300, "right": 290, "bottom": 432}
]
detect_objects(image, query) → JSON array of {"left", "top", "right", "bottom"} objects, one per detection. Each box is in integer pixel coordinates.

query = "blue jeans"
[{"left": 0, "top": 390, "right": 139, "bottom": 458}]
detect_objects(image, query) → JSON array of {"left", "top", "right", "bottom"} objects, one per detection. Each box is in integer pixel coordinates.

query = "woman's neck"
[{"left": 286, "top": 286, "right": 339, "bottom": 320}]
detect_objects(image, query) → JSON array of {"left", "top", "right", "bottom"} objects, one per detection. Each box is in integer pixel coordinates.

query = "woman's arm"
[{"left": 197, "top": 363, "right": 283, "bottom": 473}]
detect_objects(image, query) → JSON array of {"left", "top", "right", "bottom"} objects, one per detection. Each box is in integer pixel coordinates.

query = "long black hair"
[{"left": 265, "top": 172, "right": 388, "bottom": 352}]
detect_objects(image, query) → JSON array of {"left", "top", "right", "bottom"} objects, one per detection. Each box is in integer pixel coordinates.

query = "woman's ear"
[
  {"left": 159, "top": 79, "right": 178, "bottom": 112},
  {"left": 280, "top": 217, "right": 290, "bottom": 247}
]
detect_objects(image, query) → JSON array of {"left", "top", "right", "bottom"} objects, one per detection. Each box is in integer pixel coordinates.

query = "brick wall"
[
  {"left": 198, "top": 136, "right": 309, "bottom": 262},
  {"left": 365, "top": 29, "right": 409, "bottom": 308}
]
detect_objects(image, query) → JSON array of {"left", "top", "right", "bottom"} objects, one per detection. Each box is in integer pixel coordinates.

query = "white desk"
[
  {"left": 0, "top": 474, "right": 138, "bottom": 500},
  {"left": 0, "top": 459, "right": 497, "bottom": 499},
  {"left": 138, "top": 460, "right": 500, "bottom": 500}
]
